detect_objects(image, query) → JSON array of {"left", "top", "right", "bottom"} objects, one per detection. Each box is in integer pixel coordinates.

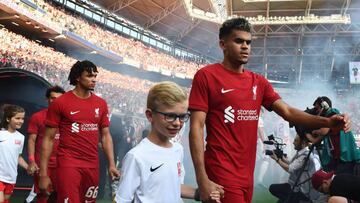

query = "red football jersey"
[
  {"left": 189, "top": 64, "right": 281, "bottom": 189},
  {"left": 28, "top": 109, "right": 60, "bottom": 168},
  {"left": 45, "top": 91, "right": 110, "bottom": 168}
]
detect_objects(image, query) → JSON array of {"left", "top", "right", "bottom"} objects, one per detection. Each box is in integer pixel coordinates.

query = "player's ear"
[
  {"left": 219, "top": 39, "right": 226, "bottom": 51},
  {"left": 145, "top": 108, "right": 153, "bottom": 122}
]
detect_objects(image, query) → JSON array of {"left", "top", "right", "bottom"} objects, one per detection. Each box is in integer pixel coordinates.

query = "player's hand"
[
  {"left": 199, "top": 178, "right": 224, "bottom": 202},
  {"left": 209, "top": 190, "right": 222, "bottom": 203},
  {"left": 39, "top": 175, "right": 51, "bottom": 195},
  {"left": 329, "top": 113, "right": 351, "bottom": 133},
  {"left": 109, "top": 166, "right": 120, "bottom": 180},
  {"left": 27, "top": 162, "right": 39, "bottom": 175}
]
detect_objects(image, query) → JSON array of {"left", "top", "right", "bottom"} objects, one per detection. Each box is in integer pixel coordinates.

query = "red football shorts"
[
  {"left": 0, "top": 181, "right": 15, "bottom": 195},
  {"left": 221, "top": 188, "right": 252, "bottom": 203},
  {"left": 56, "top": 167, "right": 99, "bottom": 203}
]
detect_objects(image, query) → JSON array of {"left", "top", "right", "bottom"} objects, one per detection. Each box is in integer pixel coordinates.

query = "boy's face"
[{"left": 147, "top": 101, "right": 189, "bottom": 140}]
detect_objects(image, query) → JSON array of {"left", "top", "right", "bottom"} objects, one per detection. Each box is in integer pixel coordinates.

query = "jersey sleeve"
[
  {"left": 19, "top": 135, "right": 25, "bottom": 155},
  {"left": 116, "top": 153, "right": 140, "bottom": 203},
  {"left": 45, "top": 100, "right": 62, "bottom": 127},
  {"left": 189, "top": 70, "right": 209, "bottom": 113},
  {"left": 27, "top": 113, "right": 39, "bottom": 134},
  {"left": 261, "top": 78, "right": 281, "bottom": 110},
  {"left": 100, "top": 100, "right": 110, "bottom": 129}
]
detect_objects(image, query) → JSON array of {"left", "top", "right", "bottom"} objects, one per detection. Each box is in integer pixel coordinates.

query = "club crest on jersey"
[
  {"left": 15, "top": 140, "right": 21, "bottom": 145},
  {"left": 95, "top": 108, "right": 100, "bottom": 118}
]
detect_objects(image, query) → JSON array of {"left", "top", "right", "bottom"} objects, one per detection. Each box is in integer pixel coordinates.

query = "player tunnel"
[{"left": 0, "top": 68, "right": 51, "bottom": 188}]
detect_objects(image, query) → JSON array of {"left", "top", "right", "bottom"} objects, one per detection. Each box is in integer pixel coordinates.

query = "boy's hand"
[
  {"left": 209, "top": 190, "right": 222, "bottom": 203},
  {"left": 199, "top": 178, "right": 224, "bottom": 202}
]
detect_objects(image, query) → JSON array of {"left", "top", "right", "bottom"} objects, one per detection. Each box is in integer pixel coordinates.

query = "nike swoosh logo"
[
  {"left": 221, "top": 88, "right": 235, "bottom": 94},
  {"left": 150, "top": 163, "right": 164, "bottom": 172},
  {"left": 70, "top": 111, "right": 80, "bottom": 115}
]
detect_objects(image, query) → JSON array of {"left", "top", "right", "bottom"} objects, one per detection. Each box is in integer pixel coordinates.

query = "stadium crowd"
[
  {"left": 0, "top": 27, "right": 161, "bottom": 143},
  {"left": 12, "top": 0, "right": 204, "bottom": 77}
]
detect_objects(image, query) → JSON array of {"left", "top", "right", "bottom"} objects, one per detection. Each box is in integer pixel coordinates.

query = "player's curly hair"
[
  {"left": 68, "top": 60, "right": 98, "bottom": 86},
  {"left": 219, "top": 17, "right": 252, "bottom": 39}
]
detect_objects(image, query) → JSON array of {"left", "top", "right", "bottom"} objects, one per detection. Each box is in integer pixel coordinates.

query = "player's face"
[
  {"left": 8, "top": 112, "right": 25, "bottom": 131},
  {"left": 220, "top": 30, "right": 251, "bottom": 65},
  {"left": 149, "top": 101, "right": 189, "bottom": 140},
  {"left": 77, "top": 70, "right": 97, "bottom": 91},
  {"left": 48, "top": 92, "right": 63, "bottom": 104}
]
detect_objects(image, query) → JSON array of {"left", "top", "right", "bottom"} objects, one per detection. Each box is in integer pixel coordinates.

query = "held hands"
[
  {"left": 199, "top": 178, "right": 225, "bottom": 203},
  {"left": 109, "top": 166, "right": 121, "bottom": 180},
  {"left": 209, "top": 190, "right": 222, "bottom": 203},
  {"left": 329, "top": 113, "right": 351, "bottom": 133},
  {"left": 27, "top": 162, "right": 39, "bottom": 175}
]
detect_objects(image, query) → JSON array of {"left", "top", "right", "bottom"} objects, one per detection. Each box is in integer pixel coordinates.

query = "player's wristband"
[
  {"left": 28, "top": 155, "right": 35, "bottom": 163},
  {"left": 194, "top": 188, "right": 200, "bottom": 201}
]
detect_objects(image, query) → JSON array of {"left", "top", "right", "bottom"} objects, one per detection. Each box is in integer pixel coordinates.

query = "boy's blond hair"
[{"left": 147, "top": 81, "right": 187, "bottom": 110}]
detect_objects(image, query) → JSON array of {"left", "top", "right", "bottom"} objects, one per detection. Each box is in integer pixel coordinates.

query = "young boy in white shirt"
[{"left": 116, "top": 81, "right": 221, "bottom": 203}]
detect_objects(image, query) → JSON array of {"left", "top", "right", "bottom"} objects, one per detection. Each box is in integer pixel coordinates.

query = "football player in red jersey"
[
  {"left": 189, "top": 17, "right": 351, "bottom": 203},
  {"left": 27, "top": 86, "right": 65, "bottom": 202},
  {"left": 39, "top": 60, "right": 120, "bottom": 202}
]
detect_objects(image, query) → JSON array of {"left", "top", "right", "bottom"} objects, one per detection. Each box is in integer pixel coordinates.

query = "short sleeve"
[
  {"left": 45, "top": 100, "right": 62, "bottom": 127},
  {"left": 19, "top": 135, "right": 25, "bottom": 155},
  {"left": 27, "top": 113, "right": 39, "bottom": 134},
  {"left": 189, "top": 70, "right": 209, "bottom": 113},
  {"left": 116, "top": 153, "right": 141, "bottom": 203},
  {"left": 100, "top": 100, "right": 110, "bottom": 128},
  {"left": 261, "top": 78, "right": 281, "bottom": 110}
]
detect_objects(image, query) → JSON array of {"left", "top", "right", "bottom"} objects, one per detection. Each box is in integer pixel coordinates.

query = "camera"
[{"left": 263, "top": 134, "right": 287, "bottom": 159}]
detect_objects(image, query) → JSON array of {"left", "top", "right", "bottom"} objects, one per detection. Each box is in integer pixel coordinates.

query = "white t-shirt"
[
  {"left": 116, "top": 138, "right": 184, "bottom": 203},
  {"left": 0, "top": 130, "right": 25, "bottom": 184}
]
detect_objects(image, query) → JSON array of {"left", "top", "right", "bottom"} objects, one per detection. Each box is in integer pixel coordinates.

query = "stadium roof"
[{"left": 89, "top": 0, "right": 360, "bottom": 84}]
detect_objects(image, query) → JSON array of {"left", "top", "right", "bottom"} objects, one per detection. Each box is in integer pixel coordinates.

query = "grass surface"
[{"left": 10, "top": 185, "right": 277, "bottom": 203}]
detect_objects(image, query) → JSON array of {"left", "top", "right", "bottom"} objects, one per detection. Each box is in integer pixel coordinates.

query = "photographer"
[
  {"left": 306, "top": 97, "right": 360, "bottom": 175},
  {"left": 311, "top": 169, "right": 360, "bottom": 202},
  {"left": 269, "top": 133, "right": 320, "bottom": 203}
]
